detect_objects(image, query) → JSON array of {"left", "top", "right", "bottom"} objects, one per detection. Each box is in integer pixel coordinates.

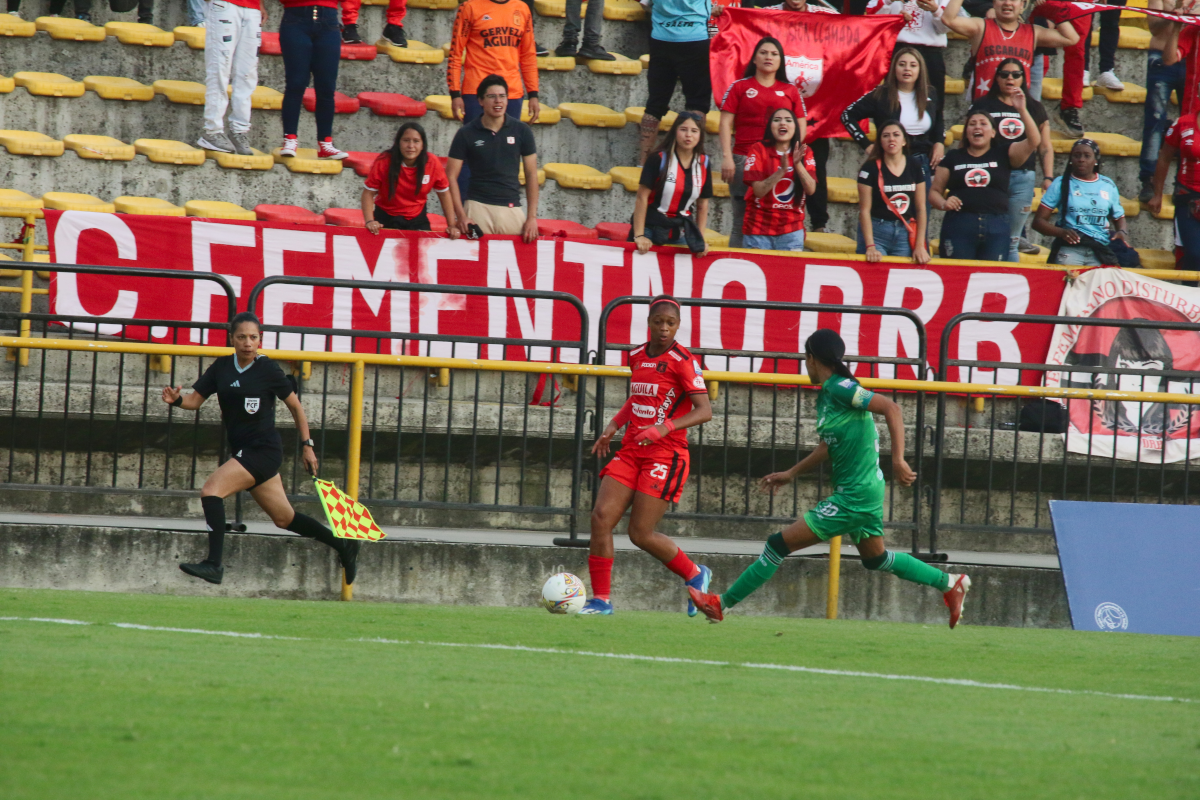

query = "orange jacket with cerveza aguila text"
[{"left": 447, "top": 0, "right": 539, "bottom": 100}]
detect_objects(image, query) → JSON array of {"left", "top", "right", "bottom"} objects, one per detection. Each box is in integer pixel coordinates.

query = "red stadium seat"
[
  {"left": 537, "top": 219, "right": 598, "bottom": 239},
  {"left": 303, "top": 89, "right": 360, "bottom": 114},
  {"left": 344, "top": 151, "right": 379, "bottom": 177},
  {"left": 340, "top": 43, "right": 378, "bottom": 61},
  {"left": 259, "top": 31, "right": 281, "bottom": 56},
  {"left": 428, "top": 213, "right": 448, "bottom": 232},
  {"left": 595, "top": 222, "right": 631, "bottom": 241},
  {"left": 324, "top": 208, "right": 365, "bottom": 227},
  {"left": 358, "top": 92, "right": 427, "bottom": 117},
  {"left": 255, "top": 204, "right": 325, "bottom": 225}
]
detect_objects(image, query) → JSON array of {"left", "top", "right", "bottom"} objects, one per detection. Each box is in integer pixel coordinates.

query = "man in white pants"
[{"left": 197, "top": 0, "right": 262, "bottom": 156}]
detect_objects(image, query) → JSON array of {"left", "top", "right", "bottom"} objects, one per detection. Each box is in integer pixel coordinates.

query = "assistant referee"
[{"left": 162, "top": 312, "right": 360, "bottom": 586}]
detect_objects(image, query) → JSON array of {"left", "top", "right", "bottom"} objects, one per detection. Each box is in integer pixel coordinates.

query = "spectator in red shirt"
[
  {"left": 360, "top": 123, "right": 458, "bottom": 234},
  {"left": 1149, "top": 112, "right": 1200, "bottom": 271},
  {"left": 741, "top": 107, "right": 816, "bottom": 252},
  {"left": 718, "top": 36, "right": 807, "bottom": 247}
]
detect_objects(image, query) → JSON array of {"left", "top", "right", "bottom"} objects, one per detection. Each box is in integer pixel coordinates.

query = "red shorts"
[{"left": 600, "top": 446, "right": 690, "bottom": 503}]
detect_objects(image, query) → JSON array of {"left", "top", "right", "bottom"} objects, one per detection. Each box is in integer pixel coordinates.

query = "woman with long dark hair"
[
  {"left": 718, "top": 36, "right": 807, "bottom": 247},
  {"left": 856, "top": 120, "right": 930, "bottom": 262},
  {"left": 741, "top": 107, "right": 816, "bottom": 252},
  {"left": 631, "top": 112, "right": 713, "bottom": 256},
  {"left": 690, "top": 328, "right": 971, "bottom": 629},
  {"left": 361, "top": 122, "right": 458, "bottom": 235},
  {"left": 162, "top": 312, "right": 360, "bottom": 586},
  {"left": 1033, "top": 138, "right": 1129, "bottom": 266}
]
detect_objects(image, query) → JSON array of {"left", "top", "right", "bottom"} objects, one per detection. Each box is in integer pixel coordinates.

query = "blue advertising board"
[{"left": 1049, "top": 500, "right": 1200, "bottom": 636}]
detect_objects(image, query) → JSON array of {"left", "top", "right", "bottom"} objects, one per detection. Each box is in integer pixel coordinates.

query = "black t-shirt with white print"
[
  {"left": 968, "top": 95, "right": 1047, "bottom": 172},
  {"left": 193, "top": 355, "right": 295, "bottom": 452},
  {"left": 939, "top": 139, "right": 1014, "bottom": 215},
  {"left": 857, "top": 157, "right": 923, "bottom": 222}
]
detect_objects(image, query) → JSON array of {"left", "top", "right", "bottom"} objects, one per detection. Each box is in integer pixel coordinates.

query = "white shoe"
[
  {"left": 1082, "top": 70, "right": 1091, "bottom": 87},
  {"left": 1095, "top": 70, "right": 1124, "bottom": 91},
  {"left": 8, "top": 10, "right": 22, "bottom": 16},
  {"left": 279, "top": 136, "right": 298, "bottom": 157}
]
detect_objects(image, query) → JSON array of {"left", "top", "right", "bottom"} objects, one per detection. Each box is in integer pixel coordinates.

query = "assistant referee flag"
[{"left": 313, "top": 477, "right": 387, "bottom": 541}]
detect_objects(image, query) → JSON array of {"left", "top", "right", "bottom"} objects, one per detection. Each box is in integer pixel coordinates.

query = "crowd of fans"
[{"left": 8, "top": 0, "right": 1197, "bottom": 267}]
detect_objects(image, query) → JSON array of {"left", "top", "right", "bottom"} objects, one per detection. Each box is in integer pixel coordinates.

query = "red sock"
[
  {"left": 665, "top": 548, "right": 700, "bottom": 581},
  {"left": 588, "top": 555, "right": 613, "bottom": 601}
]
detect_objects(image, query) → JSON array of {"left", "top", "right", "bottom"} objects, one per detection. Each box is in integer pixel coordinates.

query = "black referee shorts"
[
  {"left": 232, "top": 445, "right": 283, "bottom": 488},
  {"left": 645, "top": 37, "right": 712, "bottom": 121}
]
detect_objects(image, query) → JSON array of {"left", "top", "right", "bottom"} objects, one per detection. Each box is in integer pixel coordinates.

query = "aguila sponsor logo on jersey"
[
  {"left": 480, "top": 25, "right": 523, "bottom": 48},
  {"left": 997, "top": 116, "right": 1025, "bottom": 139},
  {"left": 785, "top": 56, "right": 823, "bottom": 98},
  {"left": 965, "top": 167, "right": 991, "bottom": 188},
  {"left": 245, "top": 397, "right": 260, "bottom": 414},
  {"left": 631, "top": 381, "right": 659, "bottom": 397}
]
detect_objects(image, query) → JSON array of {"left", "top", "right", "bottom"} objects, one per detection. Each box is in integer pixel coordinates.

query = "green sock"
[
  {"left": 721, "top": 532, "right": 790, "bottom": 609},
  {"left": 879, "top": 551, "right": 951, "bottom": 591}
]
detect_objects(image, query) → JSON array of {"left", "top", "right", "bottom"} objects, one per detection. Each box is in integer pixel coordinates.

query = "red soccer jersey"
[
  {"left": 623, "top": 341, "right": 707, "bottom": 452},
  {"left": 1166, "top": 116, "right": 1200, "bottom": 194},
  {"left": 741, "top": 141, "right": 816, "bottom": 237},
  {"left": 972, "top": 19, "right": 1035, "bottom": 100},
  {"left": 364, "top": 152, "right": 450, "bottom": 219},
  {"left": 719, "top": 77, "right": 808, "bottom": 157}
]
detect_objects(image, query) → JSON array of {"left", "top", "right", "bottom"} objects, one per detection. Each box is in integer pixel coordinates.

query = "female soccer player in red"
[{"left": 580, "top": 295, "right": 713, "bottom": 615}]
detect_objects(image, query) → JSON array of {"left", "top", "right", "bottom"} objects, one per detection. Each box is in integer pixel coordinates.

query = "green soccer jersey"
[{"left": 815, "top": 375, "right": 885, "bottom": 509}]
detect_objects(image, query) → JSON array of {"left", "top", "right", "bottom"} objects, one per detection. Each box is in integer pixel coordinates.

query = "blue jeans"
[
  {"left": 1053, "top": 244, "right": 1103, "bottom": 266},
  {"left": 912, "top": 152, "right": 933, "bottom": 194},
  {"left": 1142, "top": 50, "right": 1187, "bottom": 182},
  {"left": 856, "top": 217, "right": 912, "bottom": 258},
  {"left": 1176, "top": 195, "right": 1200, "bottom": 272},
  {"left": 940, "top": 212, "right": 1009, "bottom": 262},
  {"left": 188, "top": 0, "right": 205, "bottom": 26},
  {"left": 280, "top": 5, "right": 341, "bottom": 141},
  {"left": 1007, "top": 169, "right": 1036, "bottom": 262},
  {"left": 457, "top": 95, "right": 525, "bottom": 200},
  {"left": 744, "top": 229, "right": 805, "bottom": 252}
]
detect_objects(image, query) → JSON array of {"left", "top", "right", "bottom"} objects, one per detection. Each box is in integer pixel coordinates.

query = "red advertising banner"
[
  {"left": 44, "top": 210, "right": 1066, "bottom": 384},
  {"left": 709, "top": 8, "right": 905, "bottom": 139}
]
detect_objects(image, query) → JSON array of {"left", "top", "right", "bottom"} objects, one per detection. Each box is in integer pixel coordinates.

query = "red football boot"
[
  {"left": 687, "top": 586, "right": 724, "bottom": 623},
  {"left": 943, "top": 574, "right": 971, "bottom": 629}
]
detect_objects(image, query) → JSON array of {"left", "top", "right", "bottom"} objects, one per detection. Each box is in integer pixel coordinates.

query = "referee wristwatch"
[{"left": 301, "top": 438, "right": 315, "bottom": 449}]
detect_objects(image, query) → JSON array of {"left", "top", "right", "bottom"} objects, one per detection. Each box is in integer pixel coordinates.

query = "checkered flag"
[{"left": 312, "top": 477, "right": 387, "bottom": 541}]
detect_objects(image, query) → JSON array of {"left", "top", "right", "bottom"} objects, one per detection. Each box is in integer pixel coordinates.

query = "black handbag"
[{"left": 1018, "top": 398, "right": 1069, "bottom": 433}]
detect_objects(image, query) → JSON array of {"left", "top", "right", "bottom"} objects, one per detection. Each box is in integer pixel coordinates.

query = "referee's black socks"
[
  {"left": 287, "top": 512, "right": 340, "bottom": 550},
  {"left": 201, "top": 495, "right": 226, "bottom": 566}
]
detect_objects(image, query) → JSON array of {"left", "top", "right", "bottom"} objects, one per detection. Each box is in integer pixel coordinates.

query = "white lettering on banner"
[
  {"left": 189, "top": 222, "right": 251, "bottom": 345},
  {"left": 957, "top": 272, "right": 1030, "bottom": 384},
  {"left": 798, "top": 266, "right": 864, "bottom": 373},
  {"left": 420, "top": 238, "right": 477, "bottom": 359},
  {"left": 53, "top": 211, "right": 140, "bottom": 337},
  {"left": 331, "top": 236, "right": 405, "bottom": 353},
  {"left": 629, "top": 251, "right": 665, "bottom": 347},
  {"left": 699, "top": 259, "right": 766, "bottom": 373},
  {"left": 562, "top": 241, "right": 626, "bottom": 364},
  {"left": 673, "top": 254, "right": 694, "bottom": 348},
  {"left": 486, "top": 239, "right": 556, "bottom": 361},
  {"left": 262, "top": 229, "right": 326, "bottom": 351},
  {"left": 877, "top": 270, "right": 945, "bottom": 380}
]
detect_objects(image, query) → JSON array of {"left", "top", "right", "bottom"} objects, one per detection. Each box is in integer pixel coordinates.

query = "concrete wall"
[{"left": 0, "top": 522, "right": 1072, "bottom": 627}]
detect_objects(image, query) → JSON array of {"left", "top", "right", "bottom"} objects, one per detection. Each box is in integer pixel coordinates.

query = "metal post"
[
  {"left": 16, "top": 214, "right": 35, "bottom": 367},
  {"left": 826, "top": 536, "right": 841, "bottom": 619},
  {"left": 342, "top": 359, "right": 365, "bottom": 601}
]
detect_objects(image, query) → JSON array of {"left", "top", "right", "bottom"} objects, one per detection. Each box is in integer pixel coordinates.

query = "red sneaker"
[
  {"left": 687, "top": 586, "right": 724, "bottom": 623},
  {"left": 943, "top": 574, "right": 971, "bottom": 629}
]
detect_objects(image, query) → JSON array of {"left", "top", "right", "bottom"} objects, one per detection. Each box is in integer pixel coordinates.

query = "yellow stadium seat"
[
  {"left": 805, "top": 231, "right": 857, "bottom": 253},
  {"left": 522, "top": 101, "right": 561, "bottom": 124},
  {"left": 1095, "top": 82, "right": 1147, "bottom": 103},
  {"left": 1049, "top": 131, "right": 1140, "bottom": 156},
  {"left": 236, "top": 86, "right": 284, "bottom": 110},
  {"left": 703, "top": 228, "right": 729, "bottom": 247},
  {"left": 533, "top": 0, "right": 569, "bottom": 15},
  {"left": 1090, "top": 25, "right": 1150, "bottom": 49},
  {"left": 206, "top": 148, "right": 275, "bottom": 170},
  {"left": 408, "top": 0, "right": 458, "bottom": 7},
  {"left": 537, "top": 56, "right": 577, "bottom": 71},
  {"left": 14, "top": 72, "right": 86, "bottom": 98},
  {"left": 944, "top": 78, "right": 965, "bottom": 95},
  {"left": 441, "top": 41, "right": 452, "bottom": 55},
  {"left": 63, "top": 134, "right": 135, "bottom": 161},
  {"left": 105, "top": 21, "right": 174, "bottom": 47},
  {"left": 0, "top": 14, "right": 36, "bottom": 36},
  {"left": 558, "top": 102, "right": 626, "bottom": 128},
  {"left": 271, "top": 148, "right": 344, "bottom": 174},
  {"left": 1121, "top": 8, "right": 1148, "bottom": 29},
  {"left": 544, "top": 163, "right": 613, "bottom": 189},
  {"left": 185, "top": 200, "right": 256, "bottom": 220},
  {"left": 172, "top": 25, "right": 206, "bottom": 49},
  {"left": 625, "top": 106, "right": 675, "bottom": 130},
  {"left": 84, "top": 76, "right": 154, "bottom": 101},
  {"left": 519, "top": 163, "right": 546, "bottom": 185},
  {"left": 0, "top": 189, "right": 44, "bottom": 214},
  {"left": 0, "top": 130, "right": 64, "bottom": 156},
  {"left": 114, "top": 196, "right": 186, "bottom": 216},
  {"left": 425, "top": 95, "right": 455, "bottom": 119},
  {"left": 43, "top": 192, "right": 116, "bottom": 212},
  {"left": 0, "top": 75, "right": 13, "bottom": 93},
  {"left": 134, "top": 139, "right": 206, "bottom": 165},
  {"left": 376, "top": 39, "right": 444, "bottom": 63},
  {"left": 1040, "top": 78, "right": 1093, "bottom": 101},
  {"left": 1137, "top": 249, "right": 1176, "bottom": 270},
  {"left": 586, "top": 53, "right": 641, "bottom": 75},
  {"left": 1018, "top": 244, "right": 1049, "bottom": 264},
  {"left": 639, "top": 53, "right": 649, "bottom": 68},
  {"left": 153, "top": 80, "right": 206, "bottom": 105},
  {"left": 825, "top": 177, "right": 858, "bottom": 204},
  {"left": 1030, "top": 186, "right": 1044, "bottom": 211},
  {"left": 608, "top": 166, "right": 641, "bottom": 191},
  {"left": 706, "top": 110, "right": 720, "bottom": 135},
  {"left": 1120, "top": 197, "right": 1140, "bottom": 218},
  {"left": 604, "top": 0, "right": 646, "bottom": 20},
  {"left": 713, "top": 175, "right": 730, "bottom": 198},
  {"left": 35, "top": 16, "right": 106, "bottom": 41},
  {"left": 1153, "top": 194, "right": 1175, "bottom": 220}
]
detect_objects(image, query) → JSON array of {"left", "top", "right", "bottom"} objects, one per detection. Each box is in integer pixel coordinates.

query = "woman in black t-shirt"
[
  {"left": 856, "top": 121, "right": 930, "bottom": 263},
  {"left": 932, "top": 97, "right": 1041, "bottom": 263},
  {"left": 161, "top": 312, "right": 360, "bottom": 587},
  {"left": 631, "top": 112, "right": 714, "bottom": 257},
  {"left": 968, "top": 57, "right": 1054, "bottom": 262}
]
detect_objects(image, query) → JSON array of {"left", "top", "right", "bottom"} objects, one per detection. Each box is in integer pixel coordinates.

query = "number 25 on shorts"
[{"left": 649, "top": 463, "right": 669, "bottom": 480}]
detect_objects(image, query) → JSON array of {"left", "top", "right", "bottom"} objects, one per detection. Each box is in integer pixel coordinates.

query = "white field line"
[{"left": 2, "top": 616, "right": 1194, "bottom": 705}]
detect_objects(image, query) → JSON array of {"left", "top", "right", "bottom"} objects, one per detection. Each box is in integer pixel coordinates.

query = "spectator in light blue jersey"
[{"left": 1033, "top": 138, "right": 1131, "bottom": 267}]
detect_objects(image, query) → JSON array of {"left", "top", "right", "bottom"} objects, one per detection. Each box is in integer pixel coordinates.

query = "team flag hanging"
[{"left": 313, "top": 477, "right": 387, "bottom": 541}]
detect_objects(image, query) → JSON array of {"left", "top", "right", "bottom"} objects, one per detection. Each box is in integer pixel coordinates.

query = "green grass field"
[{"left": 2, "top": 588, "right": 1198, "bottom": 800}]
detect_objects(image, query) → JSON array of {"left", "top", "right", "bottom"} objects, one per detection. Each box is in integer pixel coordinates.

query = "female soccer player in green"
[{"left": 689, "top": 329, "right": 971, "bottom": 628}]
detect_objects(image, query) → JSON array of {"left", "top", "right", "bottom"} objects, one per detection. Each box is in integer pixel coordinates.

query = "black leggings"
[{"left": 645, "top": 37, "right": 712, "bottom": 120}]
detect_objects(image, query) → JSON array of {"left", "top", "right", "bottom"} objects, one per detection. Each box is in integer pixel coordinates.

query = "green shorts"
[{"left": 802, "top": 495, "right": 884, "bottom": 544}]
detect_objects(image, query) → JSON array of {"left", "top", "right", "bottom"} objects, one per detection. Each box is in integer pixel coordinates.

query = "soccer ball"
[{"left": 540, "top": 572, "right": 587, "bottom": 614}]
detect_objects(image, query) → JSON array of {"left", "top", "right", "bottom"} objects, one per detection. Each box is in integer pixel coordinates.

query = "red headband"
[{"left": 650, "top": 298, "right": 681, "bottom": 311}]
